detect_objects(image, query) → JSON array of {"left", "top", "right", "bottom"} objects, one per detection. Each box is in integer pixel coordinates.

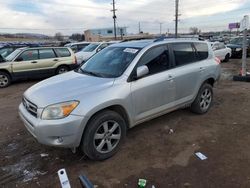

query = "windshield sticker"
[{"left": 123, "top": 48, "right": 138, "bottom": 54}]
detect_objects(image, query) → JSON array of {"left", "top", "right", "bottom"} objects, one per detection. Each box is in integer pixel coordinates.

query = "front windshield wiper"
[{"left": 78, "top": 68, "right": 104, "bottom": 78}]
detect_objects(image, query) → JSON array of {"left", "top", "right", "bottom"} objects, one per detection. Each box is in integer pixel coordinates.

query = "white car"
[
  {"left": 64, "top": 42, "right": 91, "bottom": 53},
  {"left": 75, "top": 42, "right": 110, "bottom": 65},
  {"left": 210, "top": 42, "right": 232, "bottom": 62}
]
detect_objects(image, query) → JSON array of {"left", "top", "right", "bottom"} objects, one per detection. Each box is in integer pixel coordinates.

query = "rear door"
[
  {"left": 130, "top": 45, "right": 176, "bottom": 122},
  {"left": 12, "top": 49, "right": 39, "bottom": 78},
  {"left": 169, "top": 42, "right": 205, "bottom": 105},
  {"left": 37, "top": 48, "right": 58, "bottom": 75}
]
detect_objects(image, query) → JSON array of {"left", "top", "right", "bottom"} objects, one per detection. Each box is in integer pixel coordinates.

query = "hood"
[
  {"left": 24, "top": 71, "right": 115, "bottom": 108},
  {"left": 227, "top": 44, "right": 242, "bottom": 48}
]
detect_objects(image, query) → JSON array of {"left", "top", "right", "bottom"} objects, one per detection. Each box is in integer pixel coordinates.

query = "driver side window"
[
  {"left": 17, "top": 50, "right": 38, "bottom": 61},
  {"left": 138, "top": 45, "right": 170, "bottom": 76}
]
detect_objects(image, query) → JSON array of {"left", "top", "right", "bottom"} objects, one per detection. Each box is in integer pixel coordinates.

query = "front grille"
[{"left": 22, "top": 97, "right": 38, "bottom": 117}]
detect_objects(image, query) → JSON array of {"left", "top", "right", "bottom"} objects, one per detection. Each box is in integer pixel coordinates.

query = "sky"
[{"left": 0, "top": 0, "right": 249, "bottom": 36}]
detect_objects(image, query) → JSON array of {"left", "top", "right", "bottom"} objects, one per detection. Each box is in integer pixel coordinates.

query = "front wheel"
[
  {"left": 81, "top": 110, "right": 127, "bottom": 161},
  {"left": 0, "top": 71, "right": 11, "bottom": 88},
  {"left": 190, "top": 83, "right": 213, "bottom": 114}
]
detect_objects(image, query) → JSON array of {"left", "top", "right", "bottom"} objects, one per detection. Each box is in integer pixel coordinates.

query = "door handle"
[
  {"left": 199, "top": 67, "right": 205, "bottom": 71},
  {"left": 53, "top": 59, "right": 59, "bottom": 61},
  {"left": 31, "top": 61, "right": 37, "bottom": 63},
  {"left": 167, "top": 75, "right": 173, "bottom": 81}
]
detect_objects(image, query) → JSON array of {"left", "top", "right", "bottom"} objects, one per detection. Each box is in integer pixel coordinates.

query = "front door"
[
  {"left": 12, "top": 49, "right": 39, "bottom": 78},
  {"left": 130, "top": 45, "right": 176, "bottom": 122}
]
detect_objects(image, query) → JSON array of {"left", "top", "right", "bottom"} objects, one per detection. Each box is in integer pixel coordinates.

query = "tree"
[
  {"left": 54, "top": 32, "right": 63, "bottom": 41},
  {"left": 189, "top": 27, "right": 200, "bottom": 34},
  {"left": 69, "top": 33, "right": 85, "bottom": 41}
]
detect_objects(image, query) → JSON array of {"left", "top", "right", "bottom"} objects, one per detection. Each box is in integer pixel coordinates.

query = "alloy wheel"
[
  {"left": 0, "top": 74, "right": 9, "bottom": 87},
  {"left": 94, "top": 120, "right": 121, "bottom": 154},
  {"left": 200, "top": 88, "right": 212, "bottom": 111}
]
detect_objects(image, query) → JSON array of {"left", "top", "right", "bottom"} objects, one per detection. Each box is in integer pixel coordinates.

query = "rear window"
[
  {"left": 194, "top": 42, "right": 209, "bottom": 60},
  {"left": 39, "top": 49, "right": 56, "bottom": 59},
  {"left": 172, "top": 43, "right": 197, "bottom": 66},
  {"left": 55, "top": 48, "right": 71, "bottom": 57}
]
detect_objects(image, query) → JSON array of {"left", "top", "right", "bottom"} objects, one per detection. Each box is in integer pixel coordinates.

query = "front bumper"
[{"left": 19, "top": 103, "right": 87, "bottom": 148}]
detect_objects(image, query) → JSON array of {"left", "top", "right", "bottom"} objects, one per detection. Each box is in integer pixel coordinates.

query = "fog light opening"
[{"left": 57, "top": 137, "right": 63, "bottom": 143}]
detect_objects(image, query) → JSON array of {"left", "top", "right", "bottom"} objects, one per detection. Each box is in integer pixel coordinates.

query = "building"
[{"left": 84, "top": 27, "right": 127, "bottom": 42}]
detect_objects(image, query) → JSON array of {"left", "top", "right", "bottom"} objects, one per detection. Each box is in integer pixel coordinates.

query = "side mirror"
[
  {"left": 136, "top": 65, "right": 149, "bottom": 79},
  {"left": 16, "top": 57, "right": 23, "bottom": 62}
]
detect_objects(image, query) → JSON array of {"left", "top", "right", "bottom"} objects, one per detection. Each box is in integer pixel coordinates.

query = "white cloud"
[{"left": 0, "top": 0, "right": 248, "bottom": 35}]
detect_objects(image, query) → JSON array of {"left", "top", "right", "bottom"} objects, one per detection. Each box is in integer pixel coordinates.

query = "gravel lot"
[{"left": 1, "top": 59, "right": 250, "bottom": 188}]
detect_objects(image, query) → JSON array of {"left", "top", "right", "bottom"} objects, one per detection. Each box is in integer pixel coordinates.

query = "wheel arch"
[
  {"left": 77, "top": 104, "right": 131, "bottom": 149},
  {"left": 0, "top": 69, "right": 12, "bottom": 79},
  {"left": 85, "top": 104, "right": 131, "bottom": 130}
]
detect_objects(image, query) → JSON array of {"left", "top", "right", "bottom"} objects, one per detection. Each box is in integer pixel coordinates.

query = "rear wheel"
[
  {"left": 190, "top": 83, "right": 213, "bottom": 114},
  {"left": 223, "top": 53, "right": 230, "bottom": 62},
  {"left": 56, "top": 65, "right": 69, "bottom": 75},
  {"left": 0, "top": 71, "right": 11, "bottom": 88},
  {"left": 81, "top": 110, "right": 127, "bottom": 161}
]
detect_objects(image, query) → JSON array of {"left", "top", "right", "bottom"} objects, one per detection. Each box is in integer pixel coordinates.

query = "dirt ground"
[{"left": 1, "top": 59, "right": 250, "bottom": 188}]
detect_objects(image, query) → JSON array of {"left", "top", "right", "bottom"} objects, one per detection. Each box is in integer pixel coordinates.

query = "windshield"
[
  {"left": 230, "top": 38, "right": 244, "bottom": 45},
  {"left": 5, "top": 49, "right": 22, "bottom": 61},
  {"left": 79, "top": 47, "right": 140, "bottom": 78},
  {"left": 0, "top": 48, "right": 10, "bottom": 58},
  {"left": 81, "top": 43, "right": 99, "bottom": 52}
]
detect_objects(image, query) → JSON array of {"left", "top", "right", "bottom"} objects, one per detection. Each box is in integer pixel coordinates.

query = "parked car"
[
  {"left": 0, "top": 44, "right": 27, "bottom": 61},
  {"left": 64, "top": 42, "right": 91, "bottom": 53},
  {"left": 0, "top": 47, "right": 77, "bottom": 88},
  {"left": 75, "top": 42, "right": 115, "bottom": 65},
  {"left": 227, "top": 37, "right": 250, "bottom": 58},
  {"left": 210, "top": 42, "right": 231, "bottom": 62},
  {"left": 19, "top": 39, "right": 221, "bottom": 160}
]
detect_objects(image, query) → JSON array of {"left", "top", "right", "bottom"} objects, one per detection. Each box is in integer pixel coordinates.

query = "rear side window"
[
  {"left": 194, "top": 43, "right": 209, "bottom": 60},
  {"left": 138, "top": 45, "right": 170, "bottom": 75},
  {"left": 39, "top": 49, "right": 56, "bottom": 59},
  {"left": 55, "top": 48, "right": 71, "bottom": 57},
  {"left": 19, "top": 50, "right": 38, "bottom": 61},
  {"left": 172, "top": 43, "right": 196, "bottom": 66}
]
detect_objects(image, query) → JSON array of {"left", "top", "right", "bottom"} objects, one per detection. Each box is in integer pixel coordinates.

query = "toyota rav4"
[{"left": 19, "top": 39, "right": 221, "bottom": 160}]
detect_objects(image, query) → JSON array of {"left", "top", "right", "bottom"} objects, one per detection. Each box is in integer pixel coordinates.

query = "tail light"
[
  {"left": 74, "top": 56, "right": 77, "bottom": 64},
  {"left": 215, "top": 57, "right": 221, "bottom": 64}
]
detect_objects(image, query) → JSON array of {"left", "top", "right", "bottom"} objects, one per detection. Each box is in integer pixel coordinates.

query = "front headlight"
[
  {"left": 41, "top": 101, "right": 79, "bottom": 120},
  {"left": 235, "top": 48, "right": 242, "bottom": 52}
]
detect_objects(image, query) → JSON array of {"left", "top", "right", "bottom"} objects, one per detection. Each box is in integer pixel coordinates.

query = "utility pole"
[
  {"left": 139, "top": 22, "right": 141, "bottom": 34},
  {"left": 240, "top": 15, "right": 249, "bottom": 77},
  {"left": 175, "top": 0, "right": 179, "bottom": 38},
  {"left": 159, "top": 22, "right": 163, "bottom": 34},
  {"left": 242, "top": 28, "right": 247, "bottom": 76},
  {"left": 111, "top": 0, "right": 117, "bottom": 40}
]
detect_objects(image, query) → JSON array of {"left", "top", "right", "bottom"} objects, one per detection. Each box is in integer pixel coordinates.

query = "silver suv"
[{"left": 19, "top": 39, "right": 221, "bottom": 160}]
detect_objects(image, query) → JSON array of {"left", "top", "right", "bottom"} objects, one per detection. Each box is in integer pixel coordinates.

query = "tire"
[
  {"left": 0, "top": 71, "right": 11, "bottom": 88},
  {"left": 81, "top": 110, "right": 127, "bottom": 161},
  {"left": 223, "top": 53, "right": 230, "bottom": 62},
  {"left": 56, "top": 65, "right": 69, "bottom": 75},
  {"left": 190, "top": 83, "right": 213, "bottom": 114},
  {"left": 233, "top": 75, "right": 250, "bottom": 82}
]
